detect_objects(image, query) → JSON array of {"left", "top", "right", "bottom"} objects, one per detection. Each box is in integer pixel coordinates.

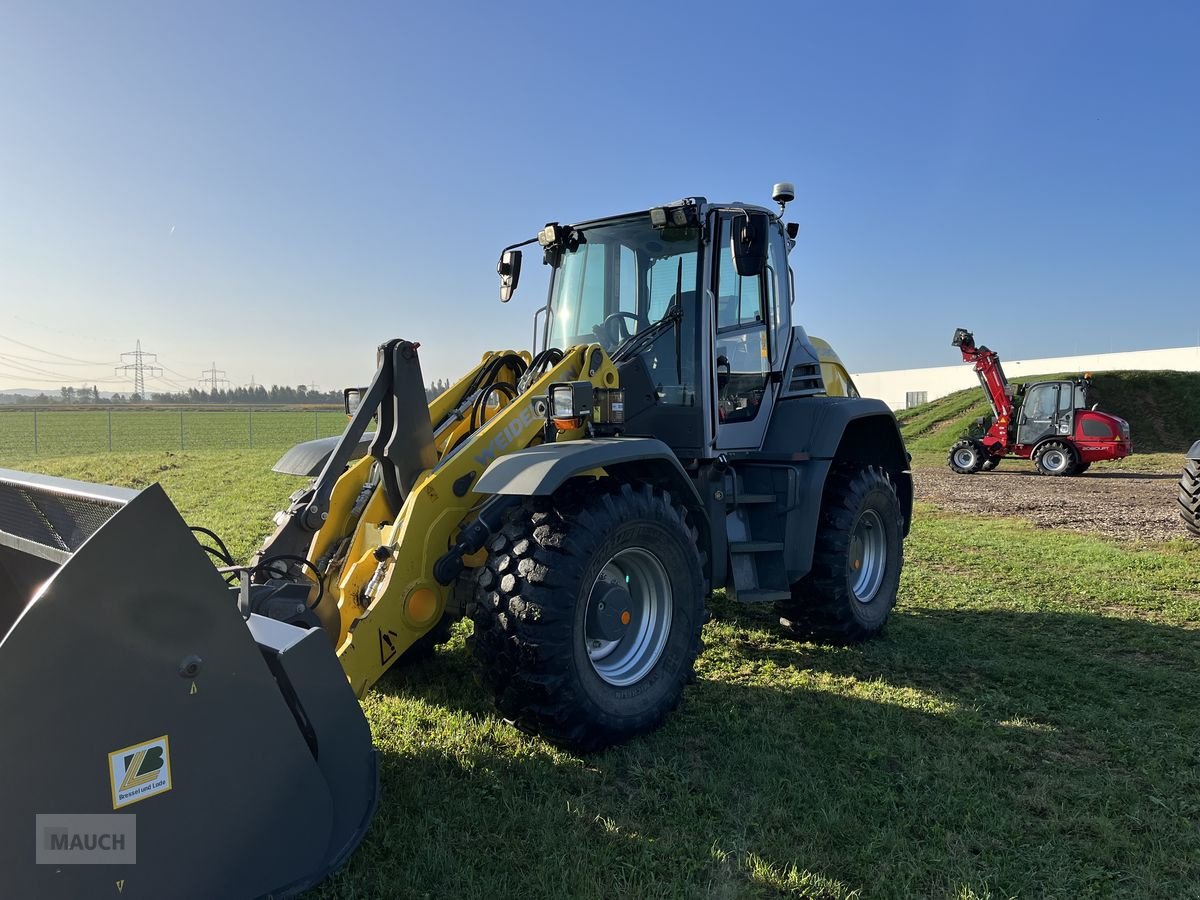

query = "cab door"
[
  {"left": 711, "top": 213, "right": 788, "bottom": 451},
  {"left": 1017, "top": 382, "right": 1071, "bottom": 445}
]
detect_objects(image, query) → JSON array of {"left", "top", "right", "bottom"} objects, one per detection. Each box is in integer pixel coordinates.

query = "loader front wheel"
[
  {"left": 777, "top": 465, "right": 903, "bottom": 642},
  {"left": 469, "top": 481, "right": 705, "bottom": 752}
]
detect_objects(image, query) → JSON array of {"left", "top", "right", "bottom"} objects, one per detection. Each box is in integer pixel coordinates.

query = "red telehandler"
[{"left": 947, "top": 328, "right": 1131, "bottom": 475}]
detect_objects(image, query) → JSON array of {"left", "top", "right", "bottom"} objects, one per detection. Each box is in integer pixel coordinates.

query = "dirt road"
[{"left": 914, "top": 462, "right": 1187, "bottom": 542}]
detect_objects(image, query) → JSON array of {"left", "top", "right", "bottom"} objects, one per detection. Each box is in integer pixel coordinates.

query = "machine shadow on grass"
[{"left": 318, "top": 602, "right": 1200, "bottom": 899}]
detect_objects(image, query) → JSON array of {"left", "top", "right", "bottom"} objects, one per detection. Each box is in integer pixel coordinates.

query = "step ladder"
[{"left": 723, "top": 466, "right": 791, "bottom": 603}]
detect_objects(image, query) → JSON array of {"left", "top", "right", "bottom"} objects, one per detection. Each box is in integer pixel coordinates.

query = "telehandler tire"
[
  {"left": 469, "top": 481, "right": 705, "bottom": 752},
  {"left": 1178, "top": 458, "right": 1200, "bottom": 536},
  {"left": 981, "top": 454, "right": 1001, "bottom": 471},
  {"left": 948, "top": 439, "right": 985, "bottom": 474},
  {"left": 777, "top": 465, "right": 903, "bottom": 642},
  {"left": 1033, "top": 440, "right": 1076, "bottom": 476}
]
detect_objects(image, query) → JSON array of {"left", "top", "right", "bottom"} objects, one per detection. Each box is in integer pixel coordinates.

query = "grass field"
[
  {"left": 7, "top": 449, "right": 1200, "bottom": 898},
  {"left": 0, "top": 407, "right": 347, "bottom": 458}
]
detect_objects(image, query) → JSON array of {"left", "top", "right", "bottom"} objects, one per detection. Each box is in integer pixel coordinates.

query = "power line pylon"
[
  {"left": 200, "top": 362, "right": 231, "bottom": 392},
  {"left": 115, "top": 340, "right": 163, "bottom": 397}
]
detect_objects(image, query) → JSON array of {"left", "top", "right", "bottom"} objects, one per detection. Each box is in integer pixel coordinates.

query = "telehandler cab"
[{"left": 0, "top": 185, "right": 911, "bottom": 898}]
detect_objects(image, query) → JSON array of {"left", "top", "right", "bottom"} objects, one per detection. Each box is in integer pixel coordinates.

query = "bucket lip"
[{"left": 0, "top": 467, "right": 139, "bottom": 506}]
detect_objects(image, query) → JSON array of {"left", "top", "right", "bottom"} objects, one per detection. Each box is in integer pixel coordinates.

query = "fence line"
[{"left": 0, "top": 408, "right": 347, "bottom": 459}]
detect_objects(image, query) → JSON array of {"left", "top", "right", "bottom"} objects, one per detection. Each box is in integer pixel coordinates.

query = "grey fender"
[
  {"left": 274, "top": 433, "right": 376, "bottom": 477},
  {"left": 474, "top": 438, "right": 711, "bottom": 578},
  {"left": 1186, "top": 440, "right": 1200, "bottom": 460},
  {"left": 762, "top": 397, "right": 913, "bottom": 580}
]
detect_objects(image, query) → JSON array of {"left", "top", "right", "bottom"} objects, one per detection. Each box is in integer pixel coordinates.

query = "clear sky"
[{"left": 1, "top": 1, "right": 1196, "bottom": 394}]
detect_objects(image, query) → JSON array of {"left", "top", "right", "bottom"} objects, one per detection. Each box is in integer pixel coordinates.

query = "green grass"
[
  {"left": 6, "top": 450, "right": 1200, "bottom": 897},
  {"left": 899, "top": 370, "right": 1200, "bottom": 456},
  {"left": 0, "top": 407, "right": 347, "bottom": 459}
]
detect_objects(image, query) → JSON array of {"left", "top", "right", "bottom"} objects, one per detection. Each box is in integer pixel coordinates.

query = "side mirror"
[
  {"left": 731, "top": 212, "right": 769, "bottom": 277},
  {"left": 498, "top": 249, "right": 522, "bottom": 302}
]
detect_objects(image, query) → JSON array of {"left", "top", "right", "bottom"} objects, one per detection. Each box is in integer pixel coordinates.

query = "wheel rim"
[
  {"left": 847, "top": 509, "right": 887, "bottom": 603},
  {"left": 1042, "top": 449, "right": 1067, "bottom": 472},
  {"left": 585, "top": 547, "right": 673, "bottom": 687},
  {"left": 953, "top": 447, "right": 976, "bottom": 469}
]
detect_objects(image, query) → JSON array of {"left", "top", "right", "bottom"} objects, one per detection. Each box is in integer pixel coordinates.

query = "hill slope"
[{"left": 897, "top": 370, "right": 1200, "bottom": 456}]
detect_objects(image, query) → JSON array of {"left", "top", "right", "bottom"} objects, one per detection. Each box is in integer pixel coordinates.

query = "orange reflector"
[
  {"left": 620, "top": 610, "right": 631, "bottom": 625},
  {"left": 553, "top": 417, "right": 582, "bottom": 432},
  {"left": 406, "top": 588, "right": 438, "bottom": 624}
]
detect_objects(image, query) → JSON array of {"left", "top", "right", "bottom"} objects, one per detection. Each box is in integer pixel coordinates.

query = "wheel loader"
[{"left": 0, "top": 185, "right": 911, "bottom": 899}]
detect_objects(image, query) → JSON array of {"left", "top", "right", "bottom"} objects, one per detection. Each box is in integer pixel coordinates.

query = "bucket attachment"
[{"left": 0, "top": 468, "right": 378, "bottom": 899}]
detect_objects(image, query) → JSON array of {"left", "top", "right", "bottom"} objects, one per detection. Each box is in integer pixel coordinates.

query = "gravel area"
[{"left": 914, "top": 461, "right": 1187, "bottom": 543}]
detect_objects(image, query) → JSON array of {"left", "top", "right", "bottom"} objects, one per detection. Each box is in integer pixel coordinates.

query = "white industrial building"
[{"left": 852, "top": 345, "right": 1200, "bottom": 411}]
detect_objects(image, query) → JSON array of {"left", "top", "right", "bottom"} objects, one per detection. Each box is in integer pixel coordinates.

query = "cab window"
[{"left": 714, "top": 217, "right": 770, "bottom": 424}]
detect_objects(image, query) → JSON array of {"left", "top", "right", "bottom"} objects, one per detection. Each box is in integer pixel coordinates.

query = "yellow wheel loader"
[{"left": 0, "top": 185, "right": 911, "bottom": 898}]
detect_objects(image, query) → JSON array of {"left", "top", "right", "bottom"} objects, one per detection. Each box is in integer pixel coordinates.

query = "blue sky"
[{"left": 1, "top": 1, "right": 1196, "bottom": 393}]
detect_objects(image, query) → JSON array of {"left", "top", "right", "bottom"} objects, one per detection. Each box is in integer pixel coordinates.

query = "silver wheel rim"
[
  {"left": 848, "top": 509, "right": 887, "bottom": 603},
  {"left": 585, "top": 547, "right": 673, "bottom": 687},
  {"left": 953, "top": 447, "right": 976, "bottom": 469},
  {"left": 1042, "top": 449, "right": 1067, "bottom": 472}
]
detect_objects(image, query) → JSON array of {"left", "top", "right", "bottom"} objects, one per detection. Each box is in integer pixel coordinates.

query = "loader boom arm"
[{"left": 290, "top": 340, "right": 618, "bottom": 698}]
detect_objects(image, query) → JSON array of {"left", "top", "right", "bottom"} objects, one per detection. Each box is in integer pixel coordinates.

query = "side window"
[
  {"left": 1057, "top": 384, "right": 1075, "bottom": 415},
  {"left": 715, "top": 218, "right": 770, "bottom": 424}
]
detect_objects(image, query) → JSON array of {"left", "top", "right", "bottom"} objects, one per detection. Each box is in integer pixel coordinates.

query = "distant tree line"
[{"left": 0, "top": 380, "right": 453, "bottom": 406}]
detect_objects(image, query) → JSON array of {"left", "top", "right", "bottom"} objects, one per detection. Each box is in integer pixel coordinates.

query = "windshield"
[{"left": 547, "top": 214, "right": 699, "bottom": 353}]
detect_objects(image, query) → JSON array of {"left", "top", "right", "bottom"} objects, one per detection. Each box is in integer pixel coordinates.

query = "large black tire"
[
  {"left": 1033, "top": 440, "right": 1077, "bottom": 476},
  {"left": 777, "top": 466, "right": 904, "bottom": 641},
  {"left": 1178, "top": 458, "right": 1200, "bottom": 537},
  {"left": 948, "top": 439, "right": 984, "bottom": 474},
  {"left": 469, "top": 481, "right": 706, "bottom": 752},
  {"left": 981, "top": 455, "right": 1001, "bottom": 472}
]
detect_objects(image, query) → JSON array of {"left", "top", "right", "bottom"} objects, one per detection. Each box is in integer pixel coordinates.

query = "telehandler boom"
[{"left": 0, "top": 185, "right": 911, "bottom": 898}]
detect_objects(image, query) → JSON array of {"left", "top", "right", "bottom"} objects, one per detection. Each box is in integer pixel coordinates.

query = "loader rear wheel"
[
  {"left": 1033, "top": 440, "right": 1076, "bottom": 476},
  {"left": 777, "top": 466, "right": 903, "bottom": 642},
  {"left": 1178, "top": 458, "right": 1200, "bottom": 536},
  {"left": 468, "top": 481, "right": 705, "bottom": 752},
  {"left": 948, "top": 439, "right": 984, "bottom": 474}
]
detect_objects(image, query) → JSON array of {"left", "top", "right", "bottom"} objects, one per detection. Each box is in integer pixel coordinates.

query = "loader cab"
[
  {"left": 536, "top": 199, "right": 795, "bottom": 458},
  {"left": 1015, "top": 380, "right": 1085, "bottom": 446}
]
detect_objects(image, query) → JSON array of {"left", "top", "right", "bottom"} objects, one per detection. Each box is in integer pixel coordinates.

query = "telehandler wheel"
[
  {"left": 1178, "top": 458, "right": 1200, "bottom": 536},
  {"left": 948, "top": 439, "right": 985, "bottom": 474},
  {"left": 981, "top": 455, "right": 1001, "bottom": 472},
  {"left": 777, "top": 466, "right": 903, "bottom": 642},
  {"left": 469, "top": 481, "right": 706, "bottom": 752},
  {"left": 1033, "top": 440, "right": 1076, "bottom": 476}
]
